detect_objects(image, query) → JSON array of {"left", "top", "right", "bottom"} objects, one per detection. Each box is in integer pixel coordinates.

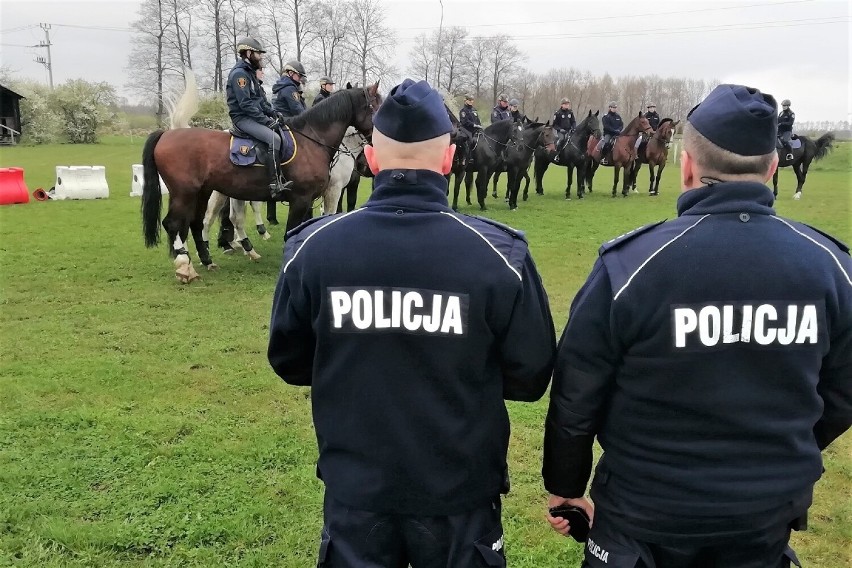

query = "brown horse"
[
  {"left": 141, "top": 81, "right": 381, "bottom": 282},
  {"left": 630, "top": 118, "right": 679, "bottom": 196},
  {"left": 586, "top": 113, "right": 653, "bottom": 197}
]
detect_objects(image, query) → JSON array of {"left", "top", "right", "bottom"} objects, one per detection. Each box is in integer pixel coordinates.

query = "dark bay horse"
[
  {"left": 630, "top": 118, "right": 679, "bottom": 196},
  {"left": 504, "top": 121, "right": 556, "bottom": 210},
  {"left": 587, "top": 113, "right": 653, "bottom": 198},
  {"left": 772, "top": 133, "right": 834, "bottom": 199},
  {"left": 534, "top": 110, "right": 600, "bottom": 200},
  {"left": 451, "top": 119, "right": 515, "bottom": 211},
  {"left": 141, "top": 82, "right": 381, "bottom": 282}
]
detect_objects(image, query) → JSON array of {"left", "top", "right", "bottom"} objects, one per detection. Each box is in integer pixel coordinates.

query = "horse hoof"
[
  {"left": 267, "top": 218, "right": 280, "bottom": 226},
  {"left": 492, "top": 193, "right": 498, "bottom": 199},
  {"left": 262, "top": 232, "right": 272, "bottom": 241},
  {"left": 207, "top": 263, "right": 219, "bottom": 271},
  {"left": 522, "top": 195, "right": 528, "bottom": 202},
  {"left": 536, "top": 192, "right": 544, "bottom": 196},
  {"left": 565, "top": 196, "right": 571, "bottom": 200},
  {"left": 480, "top": 206, "right": 488, "bottom": 211},
  {"left": 578, "top": 194, "right": 584, "bottom": 199},
  {"left": 466, "top": 200, "right": 472, "bottom": 205},
  {"left": 248, "top": 250, "right": 262, "bottom": 261},
  {"left": 793, "top": 192, "right": 802, "bottom": 200}
]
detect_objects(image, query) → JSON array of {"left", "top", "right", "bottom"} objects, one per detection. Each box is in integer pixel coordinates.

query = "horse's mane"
[
  {"left": 576, "top": 112, "right": 599, "bottom": 131},
  {"left": 658, "top": 117, "right": 674, "bottom": 127},
  {"left": 286, "top": 87, "right": 364, "bottom": 131},
  {"left": 484, "top": 119, "right": 514, "bottom": 137}
]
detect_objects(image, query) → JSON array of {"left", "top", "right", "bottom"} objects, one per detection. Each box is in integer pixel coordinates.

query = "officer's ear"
[
  {"left": 764, "top": 152, "right": 780, "bottom": 182},
  {"left": 442, "top": 144, "right": 456, "bottom": 175},
  {"left": 364, "top": 145, "right": 380, "bottom": 175},
  {"left": 681, "top": 150, "right": 697, "bottom": 191}
]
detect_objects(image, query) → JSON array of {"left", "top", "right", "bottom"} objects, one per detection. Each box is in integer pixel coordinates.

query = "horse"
[
  {"left": 586, "top": 113, "right": 654, "bottom": 198},
  {"left": 490, "top": 116, "right": 533, "bottom": 201},
  {"left": 450, "top": 119, "right": 516, "bottom": 211},
  {"left": 201, "top": 192, "right": 270, "bottom": 263},
  {"left": 321, "top": 127, "right": 370, "bottom": 214},
  {"left": 772, "top": 133, "right": 834, "bottom": 199},
  {"left": 629, "top": 118, "right": 679, "bottom": 196},
  {"left": 141, "top": 76, "right": 381, "bottom": 283},
  {"left": 504, "top": 121, "right": 556, "bottom": 210},
  {"left": 534, "top": 110, "right": 600, "bottom": 200}
]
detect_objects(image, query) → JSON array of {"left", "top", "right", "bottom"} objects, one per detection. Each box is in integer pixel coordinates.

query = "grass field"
[{"left": 1, "top": 135, "right": 850, "bottom": 567}]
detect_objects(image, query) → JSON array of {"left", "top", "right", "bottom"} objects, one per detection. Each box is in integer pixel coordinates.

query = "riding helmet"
[
  {"left": 498, "top": 93, "right": 509, "bottom": 102},
  {"left": 509, "top": 98, "right": 520, "bottom": 107},
  {"left": 319, "top": 77, "right": 335, "bottom": 86},
  {"left": 782, "top": 99, "right": 791, "bottom": 106},
  {"left": 236, "top": 37, "right": 265, "bottom": 54},
  {"left": 561, "top": 97, "right": 570, "bottom": 104},
  {"left": 284, "top": 60, "right": 307, "bottom": 76}
]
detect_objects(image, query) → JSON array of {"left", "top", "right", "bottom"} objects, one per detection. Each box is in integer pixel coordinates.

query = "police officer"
[
  {"left": 644, "top": 102, "right": 661, "bottom": 130},
  {"left": 491, "top": 93, "right": 511, "bottom": 123},
  {"left": 552, "top": 97, "right": 576, "bottom": 150},
  {"left": 596, "top": 101, "right": 623, "bottom": 165},
  {"left": 509, "top": 98, "right": 523, "bottom": 123},
  {"left": 226, "top": 37, "right": 292, "bottom": 199},
  {"left": 269, "top": 78, "right": 556, "bottom": 567},
  {"left": 459, "top": 94, "right": 482, "bottom": 135},
  {"left": 543, "top": 84, "right": 852, "bottom": 567},
  {"left": 313, "top": 77, "right": 335, "bottom": 106},
  {"left": 778, "top": 99, "right": 795, "bottom": 160},
  {"left": 272, "top": 60, "right": 308, "bottom": 116},
  {"left": 267, "top": 61, "right": 307, "bottom": 225}
]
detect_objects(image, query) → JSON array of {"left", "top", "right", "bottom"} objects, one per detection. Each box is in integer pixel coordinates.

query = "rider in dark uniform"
[
  {"left": 458, "top": 94, "right": 482, "bottom": 166},
  {"left": 552, "top": 97, "right": 577, "bottom": 151},
  {"left": 644, "top": 103, "right": 661, "bottom": 130},
  {"left": 266, "top": 61, "right": 307, "bottom": 224},
  {"left": 313, "top": 77, "right": 335, "bottom": 107},
  {"left": 597, "top": 101, "right": 623, "bottom": 165},
  {"left": 509, "top": 98, "right": 523, "bottom": 123},
  {"left": 778, "top": 99, "right": 795, "bottom": 160},
  {"left": 491, "top": 93, "right": 511, "bottom": 123},
  {"left": 225, "top": 37, "right": 292, "bottom": 200}
]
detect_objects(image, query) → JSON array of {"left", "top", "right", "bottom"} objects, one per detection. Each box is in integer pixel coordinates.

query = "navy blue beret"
[
  {"left": 687, "top": 84, "right": 778, "bottom": 156},
  {"left": 373, "top": 78, "right": 453, "bottom": 143}
]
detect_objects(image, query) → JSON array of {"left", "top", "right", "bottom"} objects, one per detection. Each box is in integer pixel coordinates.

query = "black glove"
[{"left": 277, "top": 112, "right": 287, "bottom": 123}]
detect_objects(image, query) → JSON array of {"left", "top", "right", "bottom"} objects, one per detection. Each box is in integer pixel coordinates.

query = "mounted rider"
[
  {"left": 778, "top": 99, "right": 795, "bottom": 160},
  {"left": 273, "top": 60, "right": 308, "bottom": 117},
  {"left": 636, "top": 102, "right": 661, "bottom": 151},
  {"left": 509, "top": 98, "right": 523, "bottom": 123},
  {"left": 226, "top": 37, "right": 293, "bottom": 199},
  {"left": 552, "top": 97, "right": 576, "bottom": 155},
  {"left": 459, "top": 94, "right": 482, "bottom": 165},
  {"left": 313, "top": 76, "right": 336, "bottom": 107},
  {"left": 491, "top": 93, "right": 511, "bottom": 123},
  {"left": 597, "top": 101, "right": 623, "bottom": 165}
]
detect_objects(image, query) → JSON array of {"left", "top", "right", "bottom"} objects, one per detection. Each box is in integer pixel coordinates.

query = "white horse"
[{"left": 321, "top": 127, "right": 369, "bottom": 215}]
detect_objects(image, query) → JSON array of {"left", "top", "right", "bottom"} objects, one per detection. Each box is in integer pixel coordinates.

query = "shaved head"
[{"left": 365, "top": 130, "right": 455, "bottom": 175}]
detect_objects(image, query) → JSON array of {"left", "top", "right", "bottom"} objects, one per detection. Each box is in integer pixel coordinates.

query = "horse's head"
[
  {"left": 349, "top": 81, "right": 382, "bottom": 139},
  {"left": 657, "top": 118, "right": 679, "bottom": 142},
  {"left": 578, "top": 109, "right": 601, "bottom": 139},
  {"left": 635, "top": 112, "right": 654, "bottom": 135},
  {"left": 540, "top": 121, "right": 556, "bottom": 152}
]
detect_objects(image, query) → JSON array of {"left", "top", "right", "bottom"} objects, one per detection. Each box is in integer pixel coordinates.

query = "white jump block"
[
  {"left": 130, "top": 164, "right": 169, "bottom": 196},
  {"left": 53, "top": 166, "right": 109, "bottom": 200}
]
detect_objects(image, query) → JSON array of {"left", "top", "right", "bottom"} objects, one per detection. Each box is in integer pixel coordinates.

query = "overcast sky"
[{"left": 1, "top": 0, "right": 849, "bottom": 121}]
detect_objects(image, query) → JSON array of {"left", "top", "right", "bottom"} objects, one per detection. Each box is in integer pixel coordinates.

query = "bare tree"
[
  {"left": 196, "top": 0, "right": 226, "bottom": 91},
  {"left": 408, "top": 32, "right": 436, "bottom": 82},
  {"left": 437, "top": 26, "right": 468, "bottom": 94},
  {"left": 483, "top": 34, "right": 523, "bottom": 103},
  {"left": 312, "top": 0, "right": 352, "bottom": 79},
  {"left": 127, "top": 0, "right": 180, "bottom": 122},
  {"left": 345, "top": 0, "right": 396, "bottom": 86},
  {"left": 259, "top": 0, "right": 288, "bottom": 74},
  {"left": 468, "top": 36, "right": 489, "bottom": 98}
]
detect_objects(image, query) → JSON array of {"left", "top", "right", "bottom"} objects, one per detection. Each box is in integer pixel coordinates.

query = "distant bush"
[
  {"left": 190, "top": 96, "right": 229, "bottom": 130},
  {"left": 13, "top": 80, "right": 62, "bottom": 145}
]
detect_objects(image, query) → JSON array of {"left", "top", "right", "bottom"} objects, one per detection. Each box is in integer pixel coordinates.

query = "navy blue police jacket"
[
  {"left": 491, "top": 105, "right": 510, "bottom": 123},
  {"left": 272, "top": 75, "right": 307, "bottom": 117},
  {"left": 543, "top": 181, "right": 852, "bottom": 542},
  {"left": 312, "top": 88, "right": 331, "bottom": 107},
  {"left": 459, "top": 104, "right": 481, "bottom": 134},
  {"left": 778, "top": 108, "right": 795, "bottom": 133},
  {"left": 226, "top": 60, "right": 273, "bottom": 125},
  {"left": 644, "top": 110, "right": 660, "bottom": 130},
  {"left": 602, "top": 111, "right": 623, "bottom": 136},
  {"left": 552, "top": 109, "right": 576, "bottom": 132},
  {"left": 269, "top": 169, "right": 556, "bottom": 516}
]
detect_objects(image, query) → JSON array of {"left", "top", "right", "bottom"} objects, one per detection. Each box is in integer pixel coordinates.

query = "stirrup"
[{"left": 786, "top": 153, "right": 794, "bottom": 160}]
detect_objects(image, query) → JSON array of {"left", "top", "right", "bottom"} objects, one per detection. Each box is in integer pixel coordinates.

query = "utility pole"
[{"left": 34, "top": 23, "right": 54, "bottom": 89}]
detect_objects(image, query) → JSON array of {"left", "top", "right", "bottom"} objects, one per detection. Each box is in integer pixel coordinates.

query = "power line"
[
  {"left": 396, "top": 16, "right": 850, "bottom": 42},
  {"left": 52, "top": 23, "right": 132, "bottom": 32},
  {"left": 396, "top": 0, "right": 817, "bottom": 31},
  {"left": 0, "top": 24, "right": 38, "bottom": 34}
]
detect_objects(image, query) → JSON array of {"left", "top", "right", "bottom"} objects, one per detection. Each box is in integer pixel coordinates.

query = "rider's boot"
[{"left": 267, "top": 150, "right": 294, "bottom": 201}]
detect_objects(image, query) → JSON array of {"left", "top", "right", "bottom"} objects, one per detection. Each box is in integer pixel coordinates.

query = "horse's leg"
[
  {"left": 648, "top": 163, "right": 656, "bottom": 194},
  {"left": 476, "top": 168, "right": 488, "bottom": 211},
  {"left": 266, "top": 200, "right": 279, "bottom": 225},
  {"left": 534, "top": 154, "right": 548, "bottom": 196},
  {"left": 451, "top": 170, "right": 463, "bottom": 211},
  {"left": 522, "top": 169, "right": 530, "bottom": 201},
  {"left": 773, "top": 169, "right": 779, "bottom": 198},
  {"left": 251, "top": 201, "right": 270, "bottom": 240},
  {"left": 794, "top": 161, "right": 807, "bottom": 199},
  {"left": 612, "top": 165, "right": 619, "bottom": 198},
  {"left": 621, "top": 163, "right": 631, "bottom": 197},
  {"left": 190, "top": 197, "right": 212, "bottom": 272},
  {"left": 565, "top": 165, "right": 573, "bottom": 200},
  {"left": 163, "top": 199, "right": 199, "bottom": 284},
  {"left": 493, "top": 170, "right": 500, "bottom": 199},
  {"left": 464, "top": 170, "right": 474, "bottom": 206},
  {"left": 230, "top": 199, "right": 261, "bottom": 260},
  {"left": 507, "top": 168, "right": 518, "bottom": 210},
  {"left": 202, "top": 191, "right": 226, "bottom": 253},
  {"left": 577, "top": 161, "right": 587, "bottom": 199},
  {"left": 285, "top": 197, "right": 312, "bottom": 237},
  {"left": 654, "top": 163, "right": 665, "bottom": 196},
  {"left": 587, "top": 160, "right": 596, "bottom": 193}
]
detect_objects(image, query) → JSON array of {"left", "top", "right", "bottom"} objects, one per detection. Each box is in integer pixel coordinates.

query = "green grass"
[{"left": 0, "top": 137, "right": 850, "bottom": 567}]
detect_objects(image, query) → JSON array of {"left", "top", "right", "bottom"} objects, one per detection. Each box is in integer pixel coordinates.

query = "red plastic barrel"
[{"left": 0, "top": 167, "right": 30, "bottom": 205}]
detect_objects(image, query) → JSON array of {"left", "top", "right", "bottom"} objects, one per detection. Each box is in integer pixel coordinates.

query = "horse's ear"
[
  {"left": 545, "top": 120, "right": 550, "bottom": 126},
  {"left": 594, "top": 110, "right": 599, "bottom": 116},
  {"left": 638, "top": 111, "right": 643, "bottom": 117},
  {"left": 587, "top": 109, "right": 592, "bottom": 116},
  {"left": 346, "top": 81, "right": 353, "bottom": 89},
  {"left": 368, "top": 82, "right": 379, "bottom": 96},
  {"left": 673, "top": 120, "right": 681, "bottom": 127}
]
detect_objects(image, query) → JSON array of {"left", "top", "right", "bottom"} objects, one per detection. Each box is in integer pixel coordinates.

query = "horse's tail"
[
  {"left": 166, "top": 67, "right": 199, "bottom": 130},
  {"left": 812, "top": 132, "right": 835, "bottom": 162},
  {"left": 142, "top": 130, "right": 166, "bottom": 248}
]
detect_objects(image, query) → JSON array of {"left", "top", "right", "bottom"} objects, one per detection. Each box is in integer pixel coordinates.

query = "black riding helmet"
[
  {"left": 236, "top": 37, "right": 265, "bottom": 54},
  {"left": 284, "top": 60, "right": 307, "bottom": 82}
]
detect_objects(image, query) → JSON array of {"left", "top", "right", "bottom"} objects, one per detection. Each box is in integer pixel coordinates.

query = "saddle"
[
  {"left": 228, "top": 125, "right": 297, "bottom": 167},
  {"left": 776, "top": 136, "right": 802, "bottom": 150}
]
